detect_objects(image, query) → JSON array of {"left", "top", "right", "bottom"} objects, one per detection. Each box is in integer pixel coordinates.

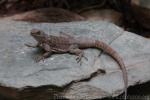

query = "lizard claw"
[
  {"left": 76, "top": 56, "right": 82, "bottom": 62},
  {"left": 35, "top": 56, "right": 45, "bottom": 62},
  {"left": 76, "top": 53, "right": 88, "bottom": 65},
  {"left": 76, "top": 57, "right": 82, "bottom": 65},
  {"left": 83, "top": 56, "right": 88, "bottom": 61}
]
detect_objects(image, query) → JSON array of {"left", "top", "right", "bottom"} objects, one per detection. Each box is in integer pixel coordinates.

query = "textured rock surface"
[
  {"left": 80, "top": 9, "right": 122, "bottom": 25},
  {"left": 0, "top": 20, "right": 150, "bottom": 99},
  {"left": 2, "top": 7, "right": 85, "bottom": 23},
  {"left": 140, "top": 0, "right": 150, "bottom": 9}
]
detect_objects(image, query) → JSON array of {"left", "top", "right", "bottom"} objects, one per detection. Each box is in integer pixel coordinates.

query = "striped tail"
[{"left": 95, "top": 40, "right": 128, "bottom": 100}]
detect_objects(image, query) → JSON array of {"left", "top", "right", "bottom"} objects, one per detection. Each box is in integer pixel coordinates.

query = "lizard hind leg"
[{"left": 69, "top": 48, "right": 88, "bottom": 65}]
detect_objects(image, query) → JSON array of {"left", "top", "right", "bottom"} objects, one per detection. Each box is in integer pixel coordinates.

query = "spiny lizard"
[{"left": 26, "top": 29, "right": 128, "bottom": 100}]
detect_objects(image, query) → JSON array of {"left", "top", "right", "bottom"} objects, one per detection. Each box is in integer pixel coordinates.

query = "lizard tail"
[{"left": 95, "top": 40, "right": 128, "bottom": 100}]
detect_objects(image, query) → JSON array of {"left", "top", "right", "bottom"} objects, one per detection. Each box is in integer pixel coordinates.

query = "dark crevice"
[
  {"left": 0, "top": 80, "right": 150, "bottom": 100},
  {"left": 0, "top": 55, "right": 149, "bottom": 100},
  {"left": 0, "top": 68, "right": 105, "bottom": 100},
  {"left": 21, "top": 68, "right": 105, "bottom": 100},
  {"left": 62, "top": 69, "right": 106, "bottom": 91}
]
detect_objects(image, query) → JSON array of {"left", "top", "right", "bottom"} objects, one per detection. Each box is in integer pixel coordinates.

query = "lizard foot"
[
  {"left": 76, "top": 53, "right": 88, "bottom": 65},
  {"left": 35, "top": 55, "right": 45, "bottom": 62},
  {"left": 76, "top": 55, "right": 82, "bottom": 65},
  {"left": 69, "top": 48, "right": 88, "bottom": 65}
]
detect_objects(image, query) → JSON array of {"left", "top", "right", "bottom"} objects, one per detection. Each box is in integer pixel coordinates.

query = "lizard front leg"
[
  {"left": 35, "top": 43, "right": 53, "bottom": 62},
  {"left": 35, "top": 51, "right": 52, "bottom": 62}
]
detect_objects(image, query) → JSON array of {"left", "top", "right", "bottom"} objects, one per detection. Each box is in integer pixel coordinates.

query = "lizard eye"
[{"left": 31, "top": 29, "right": 41, "bottom": 35}]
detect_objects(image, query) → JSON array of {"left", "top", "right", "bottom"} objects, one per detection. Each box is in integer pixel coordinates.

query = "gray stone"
[
  {"left": 140, "top": 0, "right": 150, "bottom": 9},
  {"left": 0, "top": 20, "right": 150, "bottom": 99}
]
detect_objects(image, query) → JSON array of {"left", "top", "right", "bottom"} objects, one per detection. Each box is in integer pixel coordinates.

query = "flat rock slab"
[{"left": 0, "top": 20, "right": 150, "bottom": 99}]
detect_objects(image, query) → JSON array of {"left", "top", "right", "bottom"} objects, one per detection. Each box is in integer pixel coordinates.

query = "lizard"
[{"left": 25, "top": 28, "right": 128, "bottom": 100}]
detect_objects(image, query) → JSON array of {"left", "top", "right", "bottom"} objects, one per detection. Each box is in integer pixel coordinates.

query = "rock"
[
  {"left": 140, "top": 0, "right": 150, "bottom": 9},
  {"left": 132, "top": 0, "right": 140, "bottom": 5},
  {"left": 131, "top": 4, "right": 150, "bottom": 30},
  {"left": 0, "top": 20, "right": 150, "bottom": 99},
  {"left": 80, "top": 9, "right": 122, "bottom": 25},
  {"left": 2, "top": 7, "right": 85, "bottom": 23}
]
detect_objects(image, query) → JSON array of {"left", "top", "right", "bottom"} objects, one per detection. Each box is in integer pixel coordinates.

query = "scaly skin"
[{"left": 26, "top": 29, "right": 128, "bottom": 100}]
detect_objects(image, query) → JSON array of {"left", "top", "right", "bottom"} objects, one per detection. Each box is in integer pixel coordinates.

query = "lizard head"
[{"left": 30, "top": 29, "right": 48, "bottom": 42}]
